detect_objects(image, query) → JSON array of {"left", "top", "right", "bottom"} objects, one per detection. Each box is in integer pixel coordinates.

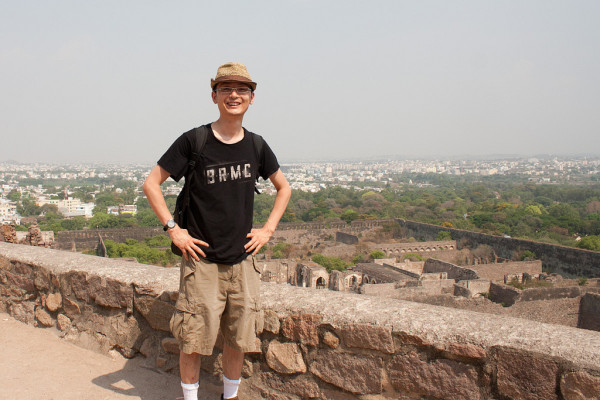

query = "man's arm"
[
  {"left": 142, "top": 165, "right": 208, "bottom": 261},
  {"left": 245, "top": 169, "right": 291, "bottom": 255}
]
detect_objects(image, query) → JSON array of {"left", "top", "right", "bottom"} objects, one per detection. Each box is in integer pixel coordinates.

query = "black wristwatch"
[{"left": 163, "top": 219, "right": 177, "bottom": 231}]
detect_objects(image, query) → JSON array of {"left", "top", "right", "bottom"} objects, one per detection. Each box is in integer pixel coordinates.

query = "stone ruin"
[
  {"left": 0, "top": 223, "right": 17, "bottom": 243},
  {"left": 26, "top": 223, "right": 46, "bottom": 247}
]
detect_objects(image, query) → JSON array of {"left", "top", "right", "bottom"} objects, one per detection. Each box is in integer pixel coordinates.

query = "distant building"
[
  {"left": 37, "top": 197, "right": 94, "bottom": 218},
  {"left": 107, "top": 206, "right": 120, "bottom": 216},
  {"left": 119, "top": 205, "right": 137, "bottom": 216},
  {"left": 0, "top": 198, "right": 20, "bottom": 225}
]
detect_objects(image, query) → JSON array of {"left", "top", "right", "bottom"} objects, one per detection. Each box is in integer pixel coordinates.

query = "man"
[{"left": 143, "top": 62, "right": 291, "bottom": 400}]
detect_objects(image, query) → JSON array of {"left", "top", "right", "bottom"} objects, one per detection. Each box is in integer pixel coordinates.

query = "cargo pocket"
[
  {"left": 170, "top": 310, "right": 192, "bottom": 343},
  {"left": 169, "top": 310, "right": 184, "bottom": 341}
]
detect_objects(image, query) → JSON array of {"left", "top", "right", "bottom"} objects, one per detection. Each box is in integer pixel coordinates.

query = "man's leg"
[
  {"left": 222, "top": 343, "right": 244, "bottom": 399},
  {"left": 180, "top": 351, "right": 202, "bottom": 383},
  {"left": 180, "top": 351, "right": 201, "bottom": 400}
]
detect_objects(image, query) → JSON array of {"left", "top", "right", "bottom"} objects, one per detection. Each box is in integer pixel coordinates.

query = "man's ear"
[
  {"left": 211, "top": 91, "right": 217, "bottom": 104},
  {"left": 249, "top": 92, "right": 255, "bottom": 105}
]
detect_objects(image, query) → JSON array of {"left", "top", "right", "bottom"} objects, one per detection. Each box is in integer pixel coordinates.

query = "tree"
[
  {"left": 7, "top": 190, "right": 20, "bottom": 202},
  {"left": 340, "top": 209, "right": 359, "bottom": 224}
]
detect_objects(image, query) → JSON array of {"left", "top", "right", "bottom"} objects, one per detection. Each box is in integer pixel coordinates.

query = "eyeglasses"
[{"left": 215, "top": 87, "right": 253, "bottom": 95}]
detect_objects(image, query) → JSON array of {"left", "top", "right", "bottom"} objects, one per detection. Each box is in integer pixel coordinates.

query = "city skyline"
[{"left": 2, "top": 1, "right": 599, "bottom": 164}]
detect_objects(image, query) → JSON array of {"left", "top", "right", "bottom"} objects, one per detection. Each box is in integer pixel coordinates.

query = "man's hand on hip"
[
  {"left": 245, "top": 227, "right": 273, "bottom": 256},
  {"left": 169, "top": 226, "right": 209, "bottom": 261}
]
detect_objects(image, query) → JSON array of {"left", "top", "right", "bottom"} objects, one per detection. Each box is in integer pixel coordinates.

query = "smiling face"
[{"left": 211, "top": 81, "right": 255, "bottom": 118}]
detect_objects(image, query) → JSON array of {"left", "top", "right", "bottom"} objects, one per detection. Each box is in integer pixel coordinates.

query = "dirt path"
[{"left": 0, "top": 313, "right": 222, "bottom": 400}]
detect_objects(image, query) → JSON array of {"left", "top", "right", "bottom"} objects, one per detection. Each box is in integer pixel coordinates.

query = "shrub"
[
  {"left": 436, "top": 230, "right": 452, "bottom": 240},
  {"left": 312, "top": 253, "right": 349, "bottom": 272},
  {"left": 402, "top": 253, "right": 425, "bottom": 261},
  {"left": 369, "top": 250, "right": 386, "bottom": 260}
]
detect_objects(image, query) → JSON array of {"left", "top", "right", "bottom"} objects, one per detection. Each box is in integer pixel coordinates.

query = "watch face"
[{"left": 167, "top": 220, "right": 176, "bottom": 229}]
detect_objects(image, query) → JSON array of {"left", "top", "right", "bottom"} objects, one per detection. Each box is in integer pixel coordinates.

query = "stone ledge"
[{"left": 2, "top": 242, "right": 600, "bottom": 370}]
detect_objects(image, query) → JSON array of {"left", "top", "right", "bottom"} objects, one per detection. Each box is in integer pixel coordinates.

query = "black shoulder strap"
[
  {"left": 250, "top": 132, "right": 264, "bottom": 194},
  {"left": 181, "top": 125, "right": 210, "bottom": 209}
]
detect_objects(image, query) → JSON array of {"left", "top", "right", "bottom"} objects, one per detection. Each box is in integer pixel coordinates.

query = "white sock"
[
  {"left": 223, "top": 375, "right": 241, "bottom": 399},
  {"left": 181, "top": 381, "right": 199, "bottom": 400}
]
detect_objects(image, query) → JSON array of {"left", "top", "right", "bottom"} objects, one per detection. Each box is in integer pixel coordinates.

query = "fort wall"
[
  {"left": 398, "top": 219, "right": 600, "bottom": 278},
  {"left": 1, "top": 242, "right": 600, "bottom": 399}
]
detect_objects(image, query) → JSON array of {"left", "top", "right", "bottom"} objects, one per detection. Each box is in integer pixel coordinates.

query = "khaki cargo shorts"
[{"left": 169, "top": 256, "right": 261, "bottom": 356}]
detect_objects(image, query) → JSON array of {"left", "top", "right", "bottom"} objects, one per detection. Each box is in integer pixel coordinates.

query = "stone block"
[
  {"left": 560, "top": 370, "right": 600, "bottom": 400},
  {"left": 134, "top": 295, "right": 174, "bottom": 332},
  {"left": 15, "top": 262, "right": 32, "bottom": 275},
  {"left": 139, "top": 337, "right": 156, "bottom": 358},
  {"left": 445, "top": 343, "right": 487, "bottom": 360},
  {"left": 309, "top": 350, "right": 383, "bottom": 394},
  {"left": 260, "top": 372, "right": 321, "bottom": 399},
  {"left": 134, "top": 282, "right": 163, "bottom": 296},
  {"left": 91, "top": 276, "right": 133, "bottom": 310},
  {"left": 9, "top": 302, "right": 35, "bottom": 324},
  {"left": 62, "top": 297, "right": 81, "bottom": 318},
  {"left": 161, "top": 337, "right": 180, "bottom": 354},
  {"left": 70, "top": 273, "right": 133, "bottom": 310},
  {"left": 45, "top": 292, "right": 62, "bottom": 312},
  {"left": 4, "top": 270, "right": 35, "bottom": 292},
  {"left": 263, "top": 310, "right": 280, "bottom": 334},
  {"left": 35, "top": 306, "right": 54, "bottom": 327},
  {"left": 266, "top": 340, "right": 307, "bottom": 374},
  {"left": 388, "top": 353, "right": 480, "bottom": 400},
  {"left": 33, "top": 270, "right": 51, "bottom": 290},
  {"left": 156, "top": 356, "right": 167, "bottom": 369},
  {"left": 494, "top": 346, "right": 559, "bottom": 400},
  {"left": 338, "top": 324, "right": 394, "bottom": 354},
  {"left": 489, "top": 282, "right": 521, "bottom": 306},
  {"left": 281, "top": 313, "right": 321, "bottom": 346},
  {"left": 322, "top": 331, "right": 340, "bottom": 348},
  {"left": 57, "top": 314, "right": 71, "bottom": 331}
]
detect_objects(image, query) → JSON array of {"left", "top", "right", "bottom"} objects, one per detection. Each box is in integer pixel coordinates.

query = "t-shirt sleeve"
[
  {"left": 259, "top": 138, "right": 281, "bottom": 180},
  {"left": 157, "top": 130, "right": 194, "bottom": 182}
]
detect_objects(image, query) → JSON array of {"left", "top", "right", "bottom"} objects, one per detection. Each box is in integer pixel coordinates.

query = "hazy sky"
[{"left": 2, "top": 1, "right": 599, "bottom": 164}]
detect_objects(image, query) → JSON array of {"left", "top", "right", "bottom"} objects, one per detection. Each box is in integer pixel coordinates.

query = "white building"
[{"left": 0, "top": 198, "right": 20, "bottom": 224}]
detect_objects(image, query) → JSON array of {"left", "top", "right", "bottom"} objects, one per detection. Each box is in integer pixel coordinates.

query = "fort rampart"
[
  {"left": 398, "top": 219, "right": 600, "bottom": 278},
  {"left": 1, "top": 242, "right": 599, "bottom": 399}
]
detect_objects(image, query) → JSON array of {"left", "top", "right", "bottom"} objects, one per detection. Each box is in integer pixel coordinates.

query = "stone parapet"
[{"left": 1, "top": 242, "right": 600, "bottom": 399}]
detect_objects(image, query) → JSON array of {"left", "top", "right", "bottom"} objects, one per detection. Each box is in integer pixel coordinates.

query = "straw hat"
[{"left": 210, "top": 62, "right": 257, "bottom": 91}]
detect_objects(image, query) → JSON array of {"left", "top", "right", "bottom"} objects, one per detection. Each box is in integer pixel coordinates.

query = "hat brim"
[{"left": 211, "top": 76, "right": 257, "bottom": 91}]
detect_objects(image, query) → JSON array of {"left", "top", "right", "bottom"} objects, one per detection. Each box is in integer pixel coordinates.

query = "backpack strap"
[
  {"left": 250, "top": 132, "right": 265, "bottom": 194},
  {"left": 181, "top": 125, "right": 209, "bottom": 210}
]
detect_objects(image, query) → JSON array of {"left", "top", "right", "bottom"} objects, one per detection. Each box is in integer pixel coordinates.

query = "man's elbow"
[{"left": 142, "top": 176, "right": 157, "bottom": 196}]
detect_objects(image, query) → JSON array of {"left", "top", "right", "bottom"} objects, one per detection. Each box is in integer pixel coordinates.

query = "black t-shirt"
[{"left": 157, "top": 124, "right": 280, "bottom": 265}]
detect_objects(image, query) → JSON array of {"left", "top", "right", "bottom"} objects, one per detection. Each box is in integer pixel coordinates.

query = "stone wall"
[
  {"left": 468, "top": 260, "right": 542, "bottom": 282},
  {"left": 1, "top": 242, "right": 600, "bottom": 400},
  {"left": 398, "top": 219, "right": 600, "bottom": 278},
  {"left": 371, "top": 240, "right": 457, "bottom": 257},
  {"left": 579, "top": 293, "right": 600, "bottom": 332},
  {"left": 423, "top": 258, "right": 480, "bottom": 281}
]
